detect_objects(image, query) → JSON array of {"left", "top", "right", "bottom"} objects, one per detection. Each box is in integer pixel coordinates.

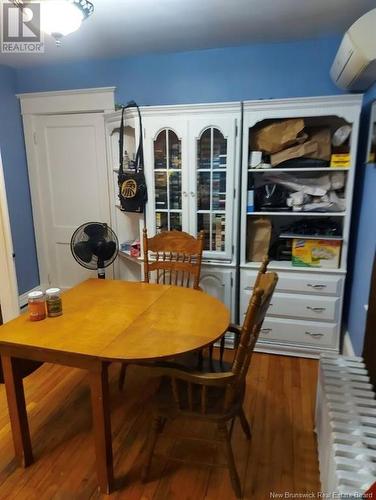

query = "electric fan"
[{"left": 70, "top": 222, "right": 119, "bottom": 279}]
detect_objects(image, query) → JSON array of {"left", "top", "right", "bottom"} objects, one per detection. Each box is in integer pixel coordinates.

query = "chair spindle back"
[
  {"left": 143, "top": 229, "right": 204, "bottom": 290},
  {"left": 231, "top": 272, "right": 278, "bottom": 390}
]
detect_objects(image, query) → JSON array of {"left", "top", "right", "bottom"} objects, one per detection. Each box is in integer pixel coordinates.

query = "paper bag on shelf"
[
  {"left": 247, "top": 217, "right": 272, "bottom": 262},
  {"left": 270, "top": 128, "right": 331, "bottom": 167},
  {"left": 251, "top": 118, "right": 306, "bottom": 154}
]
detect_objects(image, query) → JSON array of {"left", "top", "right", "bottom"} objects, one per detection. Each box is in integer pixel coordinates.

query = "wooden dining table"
[{"left": 0, "top": 279, "right": 230, "bottom": 494}]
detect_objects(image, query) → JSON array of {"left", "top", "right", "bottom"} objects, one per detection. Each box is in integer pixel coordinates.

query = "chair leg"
[
  {"left": 218, "top": 423, "right": 242, "bottom": 498},
  {"left": 142, "top": 416, "right": 166, "bottom": 482},
  {"left": 229, "top": 416, "right": 236, "bottom": 439},
  {"left": 118, "top": 363, "right": 128, "bottom": 391},
  {"left": 219, "top": 336, "right": 226, "bottom": 365},
  {"left": 197, "top": 350, "right": 203, "bottom": 371},
  {"left": 238, "top": 407, "right": 251, "bottom": 440},
  {"left": 208, "top": 344, "right": 214, "bottom": 370}
]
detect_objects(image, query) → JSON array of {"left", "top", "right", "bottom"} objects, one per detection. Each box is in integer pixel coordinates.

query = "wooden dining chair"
[
  {"left": 118, "top": 228, "right": 205, "bottom": 390},
  {"left": 217, "top": 256, "right": 270, "bottom": 366},
  {"left": 142, "top": 228, "right": 205, "bottom": 288},
  {"left": 168, "top": 256, "right": 271, "bottom": 375},
  {"left": 141, "top": 271, "right": 278, "bottom": 498}
]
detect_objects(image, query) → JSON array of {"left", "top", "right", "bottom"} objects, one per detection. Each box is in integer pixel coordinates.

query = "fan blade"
[
  {"left": 102, "top": 240, "right": 117, "bottom": 261},
  {"left": 84, "top": 223, "right": 106, "bottom": 239},
  {"left": 92, "top": 240, "right": 117, "bottom": 261},
  {"left": 74, "top": 241, "right": 93, "bottom": 263},
  {"left": 91, "top": 239, "right": 106, "bottom": 258}
]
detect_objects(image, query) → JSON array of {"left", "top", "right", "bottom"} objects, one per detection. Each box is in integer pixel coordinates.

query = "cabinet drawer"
[
  {"left": 257, "top": 317, "right": 337, "bottom": 347},
  {"left": 241, "top": 269, "right": 343, "bottom": 296},
  {"left": 240, "top": 290, "right": 340, "bottom": 322}
]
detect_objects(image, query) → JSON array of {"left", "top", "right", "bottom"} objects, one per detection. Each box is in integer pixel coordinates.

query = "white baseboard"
[
  {"left": 19, "top": 285, "right": 41, "bottom": 308},
  {"left": 342, "top": 331, "right": 355, "bottom": 357}
]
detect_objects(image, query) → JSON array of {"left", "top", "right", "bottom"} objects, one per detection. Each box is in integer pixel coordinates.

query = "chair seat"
[{"left": 171, "top": 350, "right": 233, "bottom": 373}]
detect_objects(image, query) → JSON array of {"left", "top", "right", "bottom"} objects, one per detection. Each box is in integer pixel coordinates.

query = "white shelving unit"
[
  {"left": 105, "top": 96, "right": 363, "bottom": 357},
  {"left": 240, "top": 95, "right": 363, "bottom": 358}
]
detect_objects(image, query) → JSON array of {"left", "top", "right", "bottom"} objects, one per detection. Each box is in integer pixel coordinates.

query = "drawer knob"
[
  {"left": 305, "top": 331, "right": 324, "bottom": 338},
  {"left": 244, "top": 286, "right": 252, "bottom": 291},
  {"left": 307, "top": 283, "right": 327, "bottom": 290},
  {"left": 306, "top": 306, "right": 326, "bottom": 312},
  {"left": 261, "top": 328, "right": 272, "bottom": 334}
]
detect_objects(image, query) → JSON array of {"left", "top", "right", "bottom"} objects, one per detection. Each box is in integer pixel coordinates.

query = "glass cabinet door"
[
  {"left": 196, "top": 127, "right": 228, "bottom": 253},
  {"left": 154, "top": 129, "right": 182, "bottom": 232}
]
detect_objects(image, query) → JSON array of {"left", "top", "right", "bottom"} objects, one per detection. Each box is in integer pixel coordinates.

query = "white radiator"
[{"left": 315, "top": 354, "right": 376, "bottom": 496}]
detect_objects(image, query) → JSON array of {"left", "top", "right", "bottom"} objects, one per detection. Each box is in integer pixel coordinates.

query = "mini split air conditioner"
[{"left": 331, "top": 8, "right": 376, "bottom": 91}]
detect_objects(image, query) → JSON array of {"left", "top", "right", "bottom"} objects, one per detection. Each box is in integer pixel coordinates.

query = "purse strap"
[
  {"left": 118, "top": 101, "right": 144, "bottom": 175},
  {"left": 133, "top": 103, "right": 144, "bottom": 173},
  {"left": 118, "top": 106, "right": 126, "bottom": 175}
]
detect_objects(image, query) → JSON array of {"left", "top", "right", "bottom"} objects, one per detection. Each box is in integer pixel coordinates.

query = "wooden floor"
[{"left": 0, "top": 353, "right": 320, "bottom": 499}]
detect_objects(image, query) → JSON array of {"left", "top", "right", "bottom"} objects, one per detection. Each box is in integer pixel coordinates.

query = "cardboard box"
[
  {"left": 292, "top": 239, "right": 341, "bottom": 269},
  {"left": 270, "top": 128, "right": 331, "bottom": 167}
]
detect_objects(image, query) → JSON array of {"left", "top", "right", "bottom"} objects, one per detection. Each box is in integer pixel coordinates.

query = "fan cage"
[{"left": 70, "top": 222, "right": 119, "bottom": 270}]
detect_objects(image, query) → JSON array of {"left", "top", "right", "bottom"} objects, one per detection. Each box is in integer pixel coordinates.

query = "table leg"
[
  {"left": 1, "top": 355, "right": 33, "bottom": 467},
  {"left": 89, "top": 362, "right": 114, "bottom": 495}
]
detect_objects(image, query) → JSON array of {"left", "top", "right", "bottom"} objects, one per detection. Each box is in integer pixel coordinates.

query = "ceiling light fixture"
[{"left": 41, "top": 0, "right": 94, "bottom": 46}]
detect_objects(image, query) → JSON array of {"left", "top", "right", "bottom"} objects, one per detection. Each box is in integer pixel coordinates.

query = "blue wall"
[
  {"left": 1, "top": 35, "right": 354, "bottom": 302},
  {"left": 3, "top": 34, "right": 375, "bottom": 349},
  {"left": 0, "top": 65, "right": 39, "bottom": 294},
  {"left": 345, "top": 82, "right": 376, "bottom": 355},
  {"left": 15, "top": 36, "right": 342, "bottom": 103}
]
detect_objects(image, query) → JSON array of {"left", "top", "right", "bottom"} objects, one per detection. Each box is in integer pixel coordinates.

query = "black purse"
[
  {"left": 118, "top": 101, "right": 148, "bottom": 213},
  {"left": 255, "top": 183, "right": 290, "bottom": 211}
]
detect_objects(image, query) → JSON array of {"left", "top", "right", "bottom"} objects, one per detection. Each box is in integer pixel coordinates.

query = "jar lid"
[
  {"left": 28, "top": 291, "right": 44, "bottom": 299},
  {"left": 46, "top": 288, "right": 61, "bottom": 295}
]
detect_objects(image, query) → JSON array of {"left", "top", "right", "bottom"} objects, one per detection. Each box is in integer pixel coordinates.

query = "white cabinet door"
[
  {"left": 34, "top": 113, "right": 111, "bottom": 289},
  {"left": 200, "top": 266, "right": 234, "bottom": 321},
  {"left": 143, "top": 116, "right": 189, "bottom": 235},
  {"left": 188, "top": 116, "right": 238, "bottom": 261}
]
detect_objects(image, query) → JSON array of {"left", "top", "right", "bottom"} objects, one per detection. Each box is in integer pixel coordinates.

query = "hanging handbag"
[{"left": 118, "top": 101, "right": 148, "bottom": 213}]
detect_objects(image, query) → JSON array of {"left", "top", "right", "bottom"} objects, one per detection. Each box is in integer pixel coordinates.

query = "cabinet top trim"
[
  {"left": 243, "top": 94, "right": 363, "bottom": 110},
  {"left": 105, "top": 101, "right": 242, "bottom": 121},
  {"left": 17, "top": 86, "right": 116, "bottom": 99},
  {"left": 18, "top": 87, "right": 116, "bottom": 115}
]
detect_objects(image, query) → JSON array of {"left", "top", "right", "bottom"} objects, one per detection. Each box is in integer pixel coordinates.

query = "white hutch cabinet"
[
  {"left": 105, "top": 95, "right": 363, "bottom": 356},
  {"left": 240, "top": 95, "right": 362, "bottom": 357},
  {"left": 105, "top": 103, "right": 241, "bottom": 321}
]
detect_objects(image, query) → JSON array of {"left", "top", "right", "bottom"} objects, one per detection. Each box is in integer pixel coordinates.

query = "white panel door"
[{"left": 34, "top": 113, "right": 111, "bottom": 289}]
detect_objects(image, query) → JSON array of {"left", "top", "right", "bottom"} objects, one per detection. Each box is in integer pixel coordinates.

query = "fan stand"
[{"left": 97, "top": 259, "right": 105, "bottom": 279}]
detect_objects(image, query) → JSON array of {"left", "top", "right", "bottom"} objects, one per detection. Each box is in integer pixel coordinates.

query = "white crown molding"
[
  {"left": 243, "top": 94, "right": 364, "bottom": 110},
  {"left": 105, "top": 101, "right": 241, "bottom": 123},
  {"left": 17, "top": 87, "right": 116, "bottom": 115},
  {"left": 243, "top": 94, "right": 363, "bottom": 128}
]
